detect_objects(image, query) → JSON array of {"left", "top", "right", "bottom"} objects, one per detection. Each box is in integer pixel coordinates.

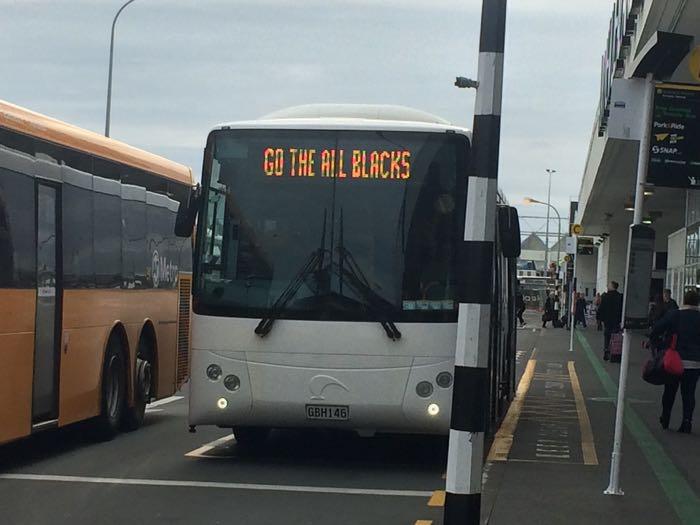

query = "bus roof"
[
  {"left": 213, "top": 104, "right": 471, "bottom": 136},
  {"left": 0, "top": 99, "right": 193, "bottom": 186}
]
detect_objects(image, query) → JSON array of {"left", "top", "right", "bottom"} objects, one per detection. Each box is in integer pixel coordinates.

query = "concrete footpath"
[{"left": 474, "top": 317, "right": 700, "bottom": 524}]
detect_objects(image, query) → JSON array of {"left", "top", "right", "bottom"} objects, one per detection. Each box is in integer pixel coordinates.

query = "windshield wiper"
[
  {"left": 254, "top": 248, "right": 326, "bottom": 337},
  {"left": 255, "top": 210, "right": 331, "bottom": 337},
  {"left": 334, "top": 247, "right": 402, "bottom": 341}
]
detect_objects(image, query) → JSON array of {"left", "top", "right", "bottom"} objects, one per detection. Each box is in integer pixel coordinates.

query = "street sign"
[
  {"left": 565, "top": 236, "right": 576, "bottom": 254},
  {"left": 623, "top": 225, "right": 655, "bottom": 329},
  {"left": 648, "top": 84, "right": 700, "bottom": 188}
]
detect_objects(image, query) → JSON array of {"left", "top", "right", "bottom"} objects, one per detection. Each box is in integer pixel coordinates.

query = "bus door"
[{"left": 32, "top": 182, "right": 61, "bottom": 426}]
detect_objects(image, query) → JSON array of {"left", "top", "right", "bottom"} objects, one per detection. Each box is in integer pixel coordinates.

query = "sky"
[{"left": 0, "top": 0, "right": 614, "bottom": 241}]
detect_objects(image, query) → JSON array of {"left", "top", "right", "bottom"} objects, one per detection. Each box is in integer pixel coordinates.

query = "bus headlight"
[
  {"left": 427, "top": 403, "right": 440, "bottom": 416},
  {"left": 223, "top": 374, "right": 241, "bottom": 392},
  {"left": 416, "top": 381, "right": 434, "bottom": 398},
  {"left": 436, "top": 372, "right": 453, "bottom": 388},
  {"left": 217, "top": 397, "right": 228, "bottom": 409}
]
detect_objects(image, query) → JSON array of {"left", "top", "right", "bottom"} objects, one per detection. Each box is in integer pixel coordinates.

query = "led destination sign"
[
  {"left": 263, "top": 147, "right": 412, "bottom": 180},
  {"left": 648, "top": 84, "right": 700, "bottom": 188}
]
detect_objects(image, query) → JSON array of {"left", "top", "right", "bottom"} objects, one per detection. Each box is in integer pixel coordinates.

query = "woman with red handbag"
[{"left": 649, "top": 290, "right": 700, "bottom": 433}]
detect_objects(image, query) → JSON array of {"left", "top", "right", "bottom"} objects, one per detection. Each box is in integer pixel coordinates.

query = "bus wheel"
[
  {"left": 232, "top": 427, "right": 269, "bottom": 450},
  {"left": 123, "top": 356, "right": 152, "bottom": 431},
  {"left": 93, "top": 337, "right": 126, "bottom": 440}
]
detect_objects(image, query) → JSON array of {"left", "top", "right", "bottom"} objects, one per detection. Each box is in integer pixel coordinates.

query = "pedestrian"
[
  {"left": 598, "top": 281, "right": 623, "bottom": 361},
  {"left": 553, "top": 293, "right": 561, "bottom": 327},
  {"left": 542, "top": 293, "right": 554, "bottom": 328},
  {"left": 648, "top": 292, "right": 664, "bottom": 327},
  {"left": 516, "top": 291, "right": 526, "bottom": 327},
  {"left": 649, "top": 289, "right": 700, "bottom": 433},
  {"left": 574, "top": 292, "right": 587, "bottom": 328},
  {"left": 662, "top": 288, "right": 679, "bottom": 314},
  {"left": 594, "top": 293, "right": 603, "bottom": 330}
]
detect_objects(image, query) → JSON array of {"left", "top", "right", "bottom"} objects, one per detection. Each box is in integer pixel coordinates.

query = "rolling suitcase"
[{"left": 609, "top": 332, "right": 623, "bottom": 363}]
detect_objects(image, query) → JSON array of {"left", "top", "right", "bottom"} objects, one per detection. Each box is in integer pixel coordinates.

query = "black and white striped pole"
[{"left": 445, "top": 1, "right": 507, "bottom": 523}]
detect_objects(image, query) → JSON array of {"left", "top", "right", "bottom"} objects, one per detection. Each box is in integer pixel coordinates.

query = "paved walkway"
[{"left": 474, "top": 317, "right": 700, "bottom": 524}]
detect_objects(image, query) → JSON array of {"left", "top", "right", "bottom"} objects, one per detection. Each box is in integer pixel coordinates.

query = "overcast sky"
[{"left": 1, "top": 0, "right": 614, "bottom": 239}]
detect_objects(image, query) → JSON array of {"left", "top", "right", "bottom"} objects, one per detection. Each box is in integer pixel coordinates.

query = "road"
[{"left": 0, "top": 318, "right": 540, "bottom": 525}]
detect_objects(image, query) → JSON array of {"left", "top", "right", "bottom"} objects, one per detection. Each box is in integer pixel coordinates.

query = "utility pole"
[{"left": 444, "top": 1, "right": 507, "bottom": 523}]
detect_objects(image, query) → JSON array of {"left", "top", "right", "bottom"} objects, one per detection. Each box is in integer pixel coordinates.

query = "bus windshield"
[{"left": 194, "top": 128, "right": 469, "bottom": 323}]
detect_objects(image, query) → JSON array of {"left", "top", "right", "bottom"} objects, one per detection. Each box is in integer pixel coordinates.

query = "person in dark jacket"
[
  {"left": 598, "top": 281, "right": 623, "bottom": 361},
  {"left": 542, "top": 294, "right": 554, "bottom": 328},
  {"left": 662, "top": 288, "right": 679, "bottom": 315},
  {"left": 574, "top": 293, "right": 587, "bottom": 328},
  {"left": 516, "top": 292, "right": 526, "bottom": 326},
  {"left": 649, "top": 290, "right": 700, "bottom": 433}
]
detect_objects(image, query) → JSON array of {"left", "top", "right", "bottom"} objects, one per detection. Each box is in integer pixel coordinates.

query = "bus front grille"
[{"left": 177, "top": 273, "right": 192, "bottom": 387}]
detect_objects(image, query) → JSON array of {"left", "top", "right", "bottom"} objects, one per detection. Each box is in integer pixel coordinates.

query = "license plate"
[{"left": 305, "top": 404, "right": 350, "bottom": 421}]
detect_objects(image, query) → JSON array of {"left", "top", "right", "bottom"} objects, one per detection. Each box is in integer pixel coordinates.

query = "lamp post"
[
  {"left": 105, "top": 0, "right": 138, "bottom": 137},
  {"left": 524, "top": 196, "right": 562, "bottom": 271},
  {"left": 544, "top": 169, "right": 556, "bottom": 268}
]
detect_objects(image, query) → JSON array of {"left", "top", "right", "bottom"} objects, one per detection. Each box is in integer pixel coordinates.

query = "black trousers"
[
  {"left": 517, "top": 308, "right": 525, "bottom": 325},
  {"left": 662, "top": 369, "right": 700, "bottom": 422},
  {"left": 603, "top": 324, "right": 619, "bottom": 351}
]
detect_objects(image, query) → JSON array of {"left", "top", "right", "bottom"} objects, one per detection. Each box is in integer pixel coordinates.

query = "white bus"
[{"left": 177, "top": 105, "right": 520, "bottom": 443}]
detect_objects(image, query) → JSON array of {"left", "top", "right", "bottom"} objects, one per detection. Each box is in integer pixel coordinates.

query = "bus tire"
[
  {"left": 123, "top": 339, "right": 153, "bottom": 431},
  {"left": 232, "top": 427, "right": 269, "bottom": 450},
  {"left": 93, "top": 337, "right": 127, "bottom": 440}
]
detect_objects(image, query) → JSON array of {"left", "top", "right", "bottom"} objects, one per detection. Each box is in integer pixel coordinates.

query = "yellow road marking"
[
  {"left": 487, "top": 359, "right": 536, "bottom": 462},
  {"left": 415, "top": 521, "right": 433, "bottom": 525},
  {"left": 427, "top": 490, "right": 445, "bottom": 507},
  {"left": 568, "top": 361, "right": 599, "bottom": 466}
]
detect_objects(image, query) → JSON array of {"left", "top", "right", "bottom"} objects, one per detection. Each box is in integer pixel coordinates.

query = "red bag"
[
  {"left": 662, "top": 335, "right": 684, "bottom": 377},
  {"left": 609, "top": 332, "right": 623, "bottom": 363}
]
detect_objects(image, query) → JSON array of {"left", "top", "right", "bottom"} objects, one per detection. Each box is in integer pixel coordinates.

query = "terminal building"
[{"left": 577, "top": 0, "right": 700, "bottom": 304}]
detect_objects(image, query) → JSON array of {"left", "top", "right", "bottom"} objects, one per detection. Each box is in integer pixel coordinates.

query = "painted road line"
[
  {"left": 576, "top": 331, "right": 700, "bottom": 525},
  {"left": 0, "top": 473, "right": 433, "bottom": 498},
  {"left": 185, "top": 434, "right": 236, "bottom": 458},
  {"left": 567, "top": 361, "right": 599, "bottom": 466},
  {"left": 415, "top": 521, "right": 433, "bottom": 525},
  {"left": 487, "top": 359, "right": 536, "bottom": 462},
  {"left": 144, "top": 408, "right": 163, "bottom": 413},
  {"left": 147, "top": 395, "right": 184, "bottom": 408},
  {"left": 427, "top": 490, "right": 445, "bottom": 507}
]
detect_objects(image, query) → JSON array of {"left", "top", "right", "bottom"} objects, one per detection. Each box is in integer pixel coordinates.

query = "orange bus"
[{"left": 0, "top": 100, "right": 193, "bottom": 444}]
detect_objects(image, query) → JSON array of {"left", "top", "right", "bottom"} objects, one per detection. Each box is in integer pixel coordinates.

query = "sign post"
[{"left": 605, "top": 73, "right": 655, "bottom": 497}]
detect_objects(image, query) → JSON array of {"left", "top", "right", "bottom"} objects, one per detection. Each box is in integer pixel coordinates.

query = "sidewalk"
[{"left": 476, "top": 323, "right": 700, "bottom": 525}]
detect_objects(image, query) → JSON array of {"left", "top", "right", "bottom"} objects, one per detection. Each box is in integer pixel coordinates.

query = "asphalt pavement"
[
  {"left": 4, "top": 310, "right": 698, "bottom": 525},
  {"left": 0, "top": 386, "right": 448, "bottom": 524}
]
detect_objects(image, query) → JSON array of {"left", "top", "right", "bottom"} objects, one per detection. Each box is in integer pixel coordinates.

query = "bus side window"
[{"left": 0, "top": 167, "right": 36, "bottom": 288}]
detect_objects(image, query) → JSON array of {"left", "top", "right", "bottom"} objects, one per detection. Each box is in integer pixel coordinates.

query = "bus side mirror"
[
  {"left": 499, "top": 206, "right": 521, "bottom": 258},
  {"left": 175, "top": 185, "right": 201, "bottom": 238}
]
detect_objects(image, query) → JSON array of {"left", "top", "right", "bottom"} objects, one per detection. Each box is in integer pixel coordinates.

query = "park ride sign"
[{"left": 648, "top": 83, "right": 700, "bottom": 189}]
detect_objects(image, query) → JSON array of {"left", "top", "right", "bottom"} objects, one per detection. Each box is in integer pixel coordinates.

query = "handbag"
[
  {"left": 643, "top": 348, "right": 671, "bottom": 385},
  {"left": 662, "top": 335, "right": 684, "bottom": 377}
]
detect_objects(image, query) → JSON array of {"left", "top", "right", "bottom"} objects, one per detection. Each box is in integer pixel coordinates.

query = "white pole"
[
  {"left": 569, "top": 235, "right": 577, "bottom": 352},
  {"left": 604, "top": 72, "right": 654, "bottom": 496}
]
